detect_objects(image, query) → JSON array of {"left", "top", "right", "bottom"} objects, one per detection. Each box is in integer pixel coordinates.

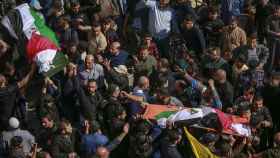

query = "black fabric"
[{"left": 0, "top": 84, "right": 19, "bottom": 129}]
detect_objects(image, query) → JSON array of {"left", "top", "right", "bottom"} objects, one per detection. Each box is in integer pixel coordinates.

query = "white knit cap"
[{"left": 9, "top": 117, "right": 20, "bottom": 129}]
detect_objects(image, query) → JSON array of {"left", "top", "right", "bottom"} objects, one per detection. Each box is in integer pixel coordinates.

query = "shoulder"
[{"left": 94, "top": 63, "right": 104, "bottom": 70}]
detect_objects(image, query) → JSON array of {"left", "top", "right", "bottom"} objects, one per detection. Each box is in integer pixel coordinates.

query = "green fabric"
[
  {"left": 29, "top": 8, "right": 67, "bottom": 77},
  {"left": 43, "top": 52, "right": 69, "bottom": 77},
  {"left": 155, "top": 111, "right": 177, "bottom": 120},
  {"left": 30, "top": 8, "right": 59, "bottom": 46}
]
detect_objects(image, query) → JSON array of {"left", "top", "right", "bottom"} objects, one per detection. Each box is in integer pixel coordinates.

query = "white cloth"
[
  {"left": 2, "top": 129, "right": 35, "bottom": 155},
  {"left": 34, "top": 49, "right": 57, "bottom": 73},
  {"left": 1, "top": 16, "right": 18, "bottom": 39},
  {"left": 231, "top": 123, "right": 251, "bottom": 137},
  {"left": 16, "top": 3, "right": 38, "bottom": 39},
  {"left": 143, "top": 0, "right": 175, "bottom": 39}
]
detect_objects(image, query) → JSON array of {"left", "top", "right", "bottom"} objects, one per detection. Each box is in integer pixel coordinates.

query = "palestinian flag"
[
  {"left": 1, "top": 3, "right": 68, "bottom": 77},
  {"left": 143, "top": 104, "right": 251, "bottom": 136}
]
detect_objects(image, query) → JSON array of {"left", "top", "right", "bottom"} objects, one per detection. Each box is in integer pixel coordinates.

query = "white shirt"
[{"left": 143, "top": 0, "right": 176, "bottom": 39}]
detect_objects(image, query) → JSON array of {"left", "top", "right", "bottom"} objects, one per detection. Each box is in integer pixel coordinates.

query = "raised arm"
[
  {"left": 208, "top": 79, "right": 223, "bottom": 109},
  {"left": 17, "top": 63, "right": 36, "bottom": 89},
  {"left": 184, "top": 72, "right": 207, "bottom": 93}
]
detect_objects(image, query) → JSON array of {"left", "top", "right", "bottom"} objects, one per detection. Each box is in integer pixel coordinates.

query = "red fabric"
[
  {"left": 143, "top": 104, "right": 179, "bottom": 119},
  {"left": 215, "top": 109, "right": 233, "bottom": 132},
  {"left": 26, "top": 33, "right": 58, "bottom": 61},
  {"left": 215, "top": 109, "right": 250, "bottom": 135}
]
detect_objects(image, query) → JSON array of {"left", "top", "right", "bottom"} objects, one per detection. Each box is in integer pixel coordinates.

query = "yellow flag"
[{"left": 184, "top": 127, "right": 219, "bottom": 158}]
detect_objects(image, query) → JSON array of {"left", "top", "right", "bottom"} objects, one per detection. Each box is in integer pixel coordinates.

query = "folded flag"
[
  {"left": 1, "top": 3, "right": 68, "bottom": 76},
  {"left": 143, "top": 104, "right": 214, "bottom": 128},
  {"left": 214, "top": 109, "right": 251, "bottom": 137},
  {"left": 184, "top": 127, "right": 219, "bottom": 158},
  {"left": 143, "top": 104, "right": 251, "bottom": 136}
]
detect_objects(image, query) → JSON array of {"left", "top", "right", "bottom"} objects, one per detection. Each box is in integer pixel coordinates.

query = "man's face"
[
  {"left": 72, "top": 4, "right": 80, "bottom": 14},
  {"left": 103, "top": 23, "right": 111, "bottom": 31},
  {"left": 209, "top": 50, "right": 220, "bottom": 61},
  {"left": 93, "top": 26, "right": 101, "bottom": 36},
  {"left": 244, "top": 91, "right": 254, "bottom": 100},
  {"left": 87, "top": 81, "right": 97, "bottom": 94},
  {"left": 159, "top": 0, "right": 169, "bottom": 9},
  {"left": 184, "top": 20, "right": 193, "bottom": 30},
  {"left": 41, "top": 118, "right": 53, "bottom": 129},
  {"left": 249, "top": 39, "right": 257, "bottom": 49},
  {"left": 254, "top": 100, "right": 263, "bottom": 109},
  {"left": 120, "top": 111, "right": 127, "bottom": 120},
  {"left": 271, "top": 77, "right": 280, "bottom": 86},
  {"left": 144, "top": 37, "right": 152, "bottom": 46},
  {"left": 69, "top": 46, "right": 77, "bottom": 54},
  {"left": 209, "top": 12, "right": 218, "bottom": 20},
  {"left": 110, "top": 44, "right": 119, "bottom": 55},
  {"left": 0, "top": 40, "right": 8, "bottom": 57},
  {"left": 61, "top": 123, "right": 73, "bottom": 135},
  {"left": 0, "top": 75, "right": 6, "bottom": 88},
  {"left": 229, "top": 21, "right": 237, "bottom": 30},
  {"left": 85, "top": 57, "right": 93, "bottom": 70},
  {"left": 139, "top": 49, "right": 149, "bottom": 60},
  {"left": 143, "top": 79, "right": 150, "bottom": 90}
]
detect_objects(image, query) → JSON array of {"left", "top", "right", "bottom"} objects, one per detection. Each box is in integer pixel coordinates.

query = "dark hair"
[
  {"left": 254, "top": 95, "right": 263, "bottom": 102},
  {"left": 208, "top": 6, "right": 219, "bottom": 14},
  {"left": 237, "top": 55, "right": 247, "bottom": 63},
  {"left": 143, "top": 32, "right": 152, "bottom": 38},
  {"left": 88, "top": 79, "right": 97, "bottom": 83},
  {"left": 208, "top": 47, "right": 221, "bottom": 55},
  {"left": 114, "top": 105, "right": 125, "bottom": 118},
  {"left": 92, "top": 22, "right": 101, "bottom": 28},
  {"left": 184, "top": 14, "right": 193, "bottom": 22},
  {"left": 249, "top": 32, "right": 258, "bottom": 40},
  {"left": 71, "top": 0, "right": 80, "bottom": 7},
  {"left": 160, "top": 58, "right": 169, "bottom": 68}
]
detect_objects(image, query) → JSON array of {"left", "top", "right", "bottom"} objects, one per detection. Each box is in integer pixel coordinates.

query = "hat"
[
  {"left": 9, "top": 117, "right": 19, "bottom": 129},
  {"left": 114, "top": 65, "right": 128, "bottom": 74}
]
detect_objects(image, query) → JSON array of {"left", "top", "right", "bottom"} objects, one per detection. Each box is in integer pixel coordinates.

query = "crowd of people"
[{"left": 0, "top": 0, "right": 280, "bottom": 158}]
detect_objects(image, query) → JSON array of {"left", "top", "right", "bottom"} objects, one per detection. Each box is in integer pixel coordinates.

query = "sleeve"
[
  {"left": 211, "top": 87, "right": 223, "bottom": 109},
  {"left": 171, "top": 10, "right": 179, "bottom": 34},
  {"left": 266, "top": 18, "right": 279, "bottom": 38},
  {"left": 98, "top": 35, "right": 108, "bottom": 51},
  {"left": 141, "top": 0, "right": 156, "bottom": 8},
  {"left": 73, "top": 30, "right": 79, "bottom": 45},
  {"left": 62, "top": 77, "right": 76, "bottom": 96},
  {"left": 25, "top": 132, "right": 35, "bottom": 147},
  {"left": 106, "top": 138, "right": 122, "bottom": 152},
  {"left": 264, "top": 107, "right": 273, "bottom": 124},
  {"left": 227, "top": 84, "right": 234, "bottom": 106},
  {"left": 196, "top": 28, "right": 206, "bottom": 53},
  {"left": 259, "top": 46, "right": 269, "bottom": 65},
  {"left": 240, "top": 30, "right": 247, "bottom": 46}
]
